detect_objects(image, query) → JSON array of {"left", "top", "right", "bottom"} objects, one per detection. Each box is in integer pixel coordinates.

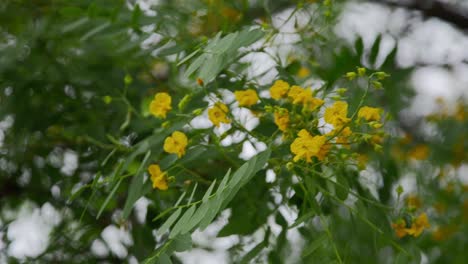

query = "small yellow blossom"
[
  {"left": 235, "top": 89, "right": 259, "bottom": 107},
  {"left": 274, "top": 109, "right": 289, "bottom": 132},
  {"left": 304, "top": 96, "right": 325, "bottom": 111},
  {"left": 297, "top": 67, "right": 310, "bottom": 78},
  {"left": 290, "top": 129, "right": 327, "bottom": 162},
  {"left": 324, "top": 101, "right": 350, "bottom": 128},
  {"left": 270, "top": 80, "right": 290, "bottom": 99},
  {"left": 164, "top": 131, "right": 188, "bottom": 158},
  {"left": 150, "top": 92, "right": 172, "bottom": 118},
  {"left": 406, "top": 195, "right": 422, "bottom": 209},
  {"left": 391, "top": 219, "right": 408, "bottom": 238},
  {"left": 405, "top": 213, "right": 430, "bottom": 237},
  {"left": 148, "top": 164, "right": 168, "bottom": 190},
  {"left": 288, "top": 85, "right": 311, "bottom": 104},
  {"left": 408, "top": 144, "right": 429, "bottom": 160},
  {"left": 208, "top": 102, "right": 230, "bottom": 127},
  {"left": 358, "top": 106, "right": 382, "bottom": 122},
  {"left": 432, "top": 226, "right": 455, "bottom": 241}
]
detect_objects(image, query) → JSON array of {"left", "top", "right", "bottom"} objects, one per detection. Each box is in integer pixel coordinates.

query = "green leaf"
[
  {"left": 122, "top": 150, "right": 152, "bottom": 219},
  {"left": 157, "top": 253, "right": 172, "bottom": 264},
  {"left": 203, "top": 179, "right": 217, "bottom": 202},
  {"left": 173, "top": 233, "right": 192, "bottom": 252},
  {"left": 157, "top": 208, "right": 182, "bottom": 236},
  {"left": 96, "top": 178, "right": 122, "bottom": 219},
  {"left": 184, "top": 54, "right": 206, "bottom": 78},
  {"left": 335, "top": 174, "right": 349, "bottom": 201},
  {"left": 80, "top": 21, "right": 111, "bottom": 42},
  {"left": 369, "top": 35, "right": 382, "bottom": 66},
  {"left": 289, "top": 211, "right": 315, "bottom": 229},
  {"left": 169, "top": 205, "right": 196, "bottom": 238},
  {"left": 302, "top": 233, "right": 327, "bottom": 257},
  {"left": 198, "top": 54, "right": 224, "bottom": 82}
]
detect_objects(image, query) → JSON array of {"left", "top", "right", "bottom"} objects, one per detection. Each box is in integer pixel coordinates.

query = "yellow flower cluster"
[
  {"left": 234, "top": 89, "right": 259, "bottom": 107},
  {"left": 290, "top": 129, "right": 328, "bottom": 162},
  {"left": 164, "top": 131, "right": 188, "bottom": 158},
  {"left": 208, "top": 102, "right": 230, "bottom": 127},
  {"left": 324, "top": 101, "right": 350, "bottom": 128},
  {"left": 150, "top": 92, "right": 172, "bottom": 118},
  {"left": 392, "top": 213, "right": 430, "bottom": 238},
  {"left": 274, "top": 108, "right": 289, "bottom": 132},
  {"left": 148, "top": 164, "right": 168, "bottom": 190}
]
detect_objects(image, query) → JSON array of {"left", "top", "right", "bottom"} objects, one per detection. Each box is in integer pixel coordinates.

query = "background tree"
[{"left": 0, "top": 0, "right": 467, "bottom": 263}]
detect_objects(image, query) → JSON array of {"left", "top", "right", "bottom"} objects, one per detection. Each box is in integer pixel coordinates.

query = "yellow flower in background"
[
  {"left": 304, "top": 96, "right": 324, "bottom": 111},
  {"left": 358, "top": 106, "right": 382, "bottom": 121},
  {"left": 297, "top": 66, "right": 310, "bottom": 78},
  {"left": 324, "top": 101, "right": 350, "bottom": 128},
  {"left": 290, "top": 129, "right": 327, "bottom": 162},
  {"left": 405, "top": 213, "right": 430, "bottom": 237},
  {"left": 164, "top": 131, "right": 188, "bottom": 158},
  {"left": 288, "top": 85, "right": 312, "bottom": 104},
  {"left": 208, "top": 102, "right": 230, "bottom": 127},
  {"left": 150, "top": 92, "right": 172, "bottom": 118},
  {"left": 234, "top": 89, "right": 259, "bottom": 107},
  {"left": 274, "top": 109, "right": 289, "bottom": 131},
  {"left": 391, "top": 219, "right": 408, "bottom": 238},
  {"left": 408, "top": 144, "right": 429, "bottom": 160},
  {"left": 406, "top": 195, "right": 422, "bottom": 209},
  {"left": 270, "top": 80, "right": 290, "bottom": 99},
  {"left": 148, "top": 164, "right": 168, "bottom": 190}
]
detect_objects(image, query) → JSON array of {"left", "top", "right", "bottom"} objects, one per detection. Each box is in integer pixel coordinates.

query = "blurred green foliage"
[{"left": 1, "top": 0, "right": 467, "bottom": 263}]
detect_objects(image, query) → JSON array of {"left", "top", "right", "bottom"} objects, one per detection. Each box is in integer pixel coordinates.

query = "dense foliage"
[{"left": 1, "top": 0, "right": 467, "bottom": 263}]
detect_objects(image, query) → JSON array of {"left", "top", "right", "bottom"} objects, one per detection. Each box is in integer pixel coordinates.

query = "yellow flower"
[
  {"left": 391, "top": 219, "right": 408, "bottom": 238},
  {"left": 270, "top": 80, "right": 290, "bottom": 100},
  {"left": 358, "top": 106, "right": 382, "bottom": 121},
  {"left": 297, "top": 67, "right": 310, "bottom": 78},
  {"left": 408, "top": 144, "right": 429, "bottom": 160},
  {"left": 290, "top": 129, "right": 327, "bottom": 162},
  {"left": 234, "top": 89, "right": 259, "bottom": 107},
  {"left": 164, "top": 131, "right": 188, "bottom": 158},
  {"left": 208, "top": 102, "right": 230, "bottom": 127},
  {"left": 405, "top": 213, "right": 430, "bottom": 237},
  {"left": 149, "top": 92, "right": 172, "bottom": 119},
  {"left": 274, "top": 109, "right": 289, "bottom": 132},
  {"left": 406, "top": 195, "right": 422, "bottom": 209},
  {"left": 304, "top": 96, "right": 324, "bottom": 111},
  {"left": 148, "top": 164, "right": 168, "bottom": 190},
  {"left": 288, "top": 85, "right": 311, "bottom": 104},
  {"left": 324, "top": 101, "right": 350, "bottom": 128}
]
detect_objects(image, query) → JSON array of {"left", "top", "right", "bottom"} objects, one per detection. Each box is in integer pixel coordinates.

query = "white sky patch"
[
  {"left": 101, "top": 225, "right": 133, "bottom": 259},
  {"left": 359, "top": 166, "right": 383, "bottom": 199},
  {"left": 6, "top": 203, "right": 61, "bottom": 260},
  {"left": 91, "top": 239, "right": 109, "bottom": 258},
  {"left": 239, "top": 139, "right": 267, "bottom": 161},
  {"left": 60, "top": 149, "right": 78, "bottom": 176},
  {"left": 134, "top": 197, "right": 151, "bottom": 224}
]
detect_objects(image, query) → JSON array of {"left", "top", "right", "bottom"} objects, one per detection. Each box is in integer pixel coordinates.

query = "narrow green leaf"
[
  {"left": 198, "top": 54, "right": 223, "bottom": 82},
  {"left": 173, "top": 233, "right": 192, "bottom": 252},
  {"left": 369, "top": 35, "right": 382, "bottom": 66},
  {"left": 289, "top": 211, "right": 315, "bottom": 229},
  {"left": 302, "top": 233, "right": 327, "bottom": 257},
  {"left": 203, "top": 179, "right": 217, "bottom": 202},
  {"left": 122, "top": 150, "right": 152, "bottom": 219},
  {"left": 187, "top": 183, "right": 198, "bottom": 204},
  {"left": 96, "top": 178, "right": 122, "bottom": 219},
  {"left": 80, "top": 21, "right": 111, "bottom": 42},
  {"left": 169, "top": 206, "right": 196, "bottom": 238},
  {"left": 177, "top": 48, "right": 201, "bottom": 66},
  {"left": 156, "top": 208, "right": 182, "bottom": 236},
  {"left": 184, "top": 54, "right": 206, "bottom": 78}
]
